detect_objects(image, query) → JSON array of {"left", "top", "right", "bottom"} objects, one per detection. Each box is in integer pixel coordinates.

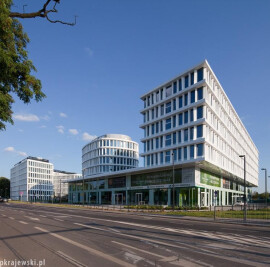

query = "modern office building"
[
  {"left": 68, "top": 60, "right": 258, "bottom": 207},
  {"left": 53, "top": 170, "right": 82, "bottom": 199},
  {"left": 82, "top": 134, "right": 139, "bottom": 177},
  {"left": 10, "top": 156, "right": 54, "bottom": 202}
]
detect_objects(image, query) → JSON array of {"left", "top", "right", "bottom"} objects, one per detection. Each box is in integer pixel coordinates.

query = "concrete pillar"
[
  {"left": 168, "top": 189, "right": 171, "bottom": 206},
  {"left": 197, "top": 187, "right": 201, "bottom": 207},
  {"left": 149, "top": 189, "right": 154, "bottom": 205},
  {"left": 98, "top": 191, "right": 101, "bottom": 204}
]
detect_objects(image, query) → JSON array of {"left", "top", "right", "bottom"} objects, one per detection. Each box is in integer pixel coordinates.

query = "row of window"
[
  {"left": 143, "top": 68, "right": 204, "bottom": 108},
  {"left": 83, "top": 139, "right": 138, "bottom": 153},
  {"left": 143, "top": 87, "right": 203, "bottom": 122},
  {"left": 28, "top": 179, "right": 52, "bottom": 185},
  {"left": 28, "top": 173, "right": 52, "bottom": 179},
  {"left": 145, "top": 144, "right": 204, "bottom": 166},
  {"left": 28, "top": 161, "right": 52, "bottom": 169},
  {"left": 28, "top": 167, "right": 52, "bottom": 174},
  {"left": 85, "top": 165, "right": 135, "bottom": 175},
  {"left": 144, "top": 107, "right": 204, "bottom": 137},
  {"left": 144, "top": 125, "right": 203, "bottom": 152}
]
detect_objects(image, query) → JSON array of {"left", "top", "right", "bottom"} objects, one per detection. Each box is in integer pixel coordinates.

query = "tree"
[
  {"left": 0, "top": 0, "right": 75, "bottom": 130},
  {"left": 0, "top": 177, "right": 10, "bottom": 198}
]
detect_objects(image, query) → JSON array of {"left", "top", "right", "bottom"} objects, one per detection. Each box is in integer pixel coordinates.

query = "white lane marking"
[
  {"left": 112, "top": 240, "right": 163, "bottom": 258},
  {"left": 9, "top": 217, "right": 14, "bottom": 220},
  {"left": 19, "top": 221, "right": 28, "bottom": 225},
  {"left": 76, "top": 223, "right": 265, "bottom": 267},
  {"left": 2, "top": 214, "right": 6, "bottom": 217},
  {"left": 35, "top": 227, "right": 134, "bottom": 267},
  {"left": 24, "top": 216, "right": 40, "bottom": 221},
  {"left": 109, "top": 228, "right": 120, "bottom": 233},
  {"left": 40, "top": 215, "right": 47, "bottom": 218},
  {"left": 57, "top": 251, "right": 87, "bottom": 267},
  {"left": 55, "top": 218, "right": 64, "bottom": 222},
  {"left": 9, "top": 206, "right": 270, "bottom": 248}
]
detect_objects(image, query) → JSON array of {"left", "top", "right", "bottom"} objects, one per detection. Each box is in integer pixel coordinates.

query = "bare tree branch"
[{"left": 9, "top": 0, "right": 75, "bottom": 26}]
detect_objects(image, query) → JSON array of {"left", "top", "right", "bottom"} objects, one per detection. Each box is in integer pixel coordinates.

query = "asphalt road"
[{"left": 0, "top": 203, "right": 270, "bottom": 267}]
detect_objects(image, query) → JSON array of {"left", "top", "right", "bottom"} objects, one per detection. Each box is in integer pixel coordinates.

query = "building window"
[
  {"left": 166, "top": 86, "right": 172, "bottom": 97},
  {"left": 156, "top": 138, "right": 159, "bottom": 149},
  {"left": 152, "top": 109, "right": 154, "bottom": 120},
  {"left": 197, "top": 125, "right": 203, "bottom": 138},
  {"left": 184, "top": 147, "right": 187, "bottom": 160},
  {"left": 160, "top": 152, "right": 164, "bottom": 164},
  {"left": 179, "top": 96, "right": 183, "bottom": 108},
  {"left": 156, "top": 107, "right": 159, "bottom": 117},
  {"left": 179, "top": 79, "right": 182, "bottom": 91},
  {"left": 184, "top": 111, "right": 188, "bottom": 124},
  {"left": 156, "top": 122, "right": 159, "bottom": 134},
  {"left": 185, "top": 75, "right": 189, "bottom": 88},
  {"left": 197, "top": 87, "right": 203, "bottom": 100},
  {"left": 184, "top": 93, "right": 188, "bottom": 106},
  {"left": 184, "top": 129, "right": 188, "bottom": 142},
  {"left": 165, "top": 151, "right": 170, "bottom": 163},
  {"left": 191, "top": 72, "right": 194, "bottom": 85},
  {"left": 190, "top": 145, "right": 194, "bottom": 159},
  {"left": 160, "top": 136, "right": 163, "bottom": 148},
  {"left": 166, "top": 102, "right": 171, "bottom": 113},
  {"left": 165, "top": 134, "right": 171, "bottom": 146},
  {"left": 190, "top": 127, "right": 194, "bottom": 140},
  {"left": 178, "top": 131, "right": 182, "bottom": 143},
  {"left": 173, "top": 82, "right": 177, "bottom": 94},
  {"left": 191, "top": 90, "right": 195, "bottom": 103},
  {"left": 152, "top": 124, "right": 155, "bottom": 135},
  {"left": 179, "top": 113, "right": 183, "bottom": 125},
  {"left": 160, "top": 121, "right": 163, "bottom": 132},
  {"left": 173, "top": 149, "right": 177, "bottom": 161},
  {"left": 173, "top": 99, "right": 176, "bottom": 110},
  {"left": 173, "top": 132, "right": 177, "bottom": 144},
  {"left": 144, "top": 98, "right": 146, "bottom": 108},
  {"left": 190, "top": 109, "right": 194, "bottom": 122},
  {"left": 197, "top": 144, "right": 204, "bottom": 157},
  {"left": 147, "top": 155, "right": 150, "bottom": 166},
  {"left": 166, "top": 118, "right": 171, "bottom": 130},
  {"left": 197, "top": 68, "right": 203, "bottom": 82},
  {"left": 173, "top": 116, "right": 176, "bottom": 127},
  {"left": 156, "top": 91, "right": 159, "bottom": 102},
  {"left": 161, "top": 105, "right": 164, "bottom": 116},
  {"left": 178, "top": 148, "right": 182, "bottom": 161},
  {"left": 197, "top": 106, "right": 203, "bottom": 119},
  {"left": 161, "top": 89, "right": 163, "bottom": 100}
]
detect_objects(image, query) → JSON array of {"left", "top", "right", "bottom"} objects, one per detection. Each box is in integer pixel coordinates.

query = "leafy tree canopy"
[
  {"left": 0, "top": 177, "right": 10, "bottom": 197},
  {"left": 0, "top": 0, "right": 75, "bottom": 130}
]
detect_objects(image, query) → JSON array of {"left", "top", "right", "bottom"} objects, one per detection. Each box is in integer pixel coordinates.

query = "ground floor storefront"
[{"left": 68, "top": 164, "right": 253, "bottom": 207}]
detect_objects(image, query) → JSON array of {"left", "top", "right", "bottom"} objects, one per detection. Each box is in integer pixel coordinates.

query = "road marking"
[
  {"left": 57, "top": 251, "right": 87, "bottom": 267},
  {"left": 35, "top": 227, "right": 134, "bottom": 267},
  {"left": 55, "top": 218, "right": 64, "bottom": 222},
  {"left": 40, "top": 215, "right": 47, "bottom": 218},
  {"left": 75, "top": 223, "right": 264, "bottom": 267},
  {"left": 9, "top": 217, "right": 14, "bottom": 220},
  {"left": 2, "top": 214, "right": 6, "bottom": 217},
  {"left": 24, "top": 216, "right": 40, "bottom": 221},
  {"left": 19, "top": 221, "right": 28, "bottom": 225}
]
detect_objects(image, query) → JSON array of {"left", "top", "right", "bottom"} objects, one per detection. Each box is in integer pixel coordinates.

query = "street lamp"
[
  {"left": 172, "top": 152, "right": 175, "bottom": 210},
  {"left": 261, "top": 168, "right": 267, "bottom": 207},
  {"left": 59, "top": 179, "right": 62, "bottom": 204},
  {"left": 82, "top": 168, "right": 85, "bottom": 206},
  {"left": 239, "top": 155, "right": 247, "bottom": 222}
]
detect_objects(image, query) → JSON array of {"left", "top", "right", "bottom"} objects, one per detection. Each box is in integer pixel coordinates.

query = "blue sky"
[{"left": 1, "top": 0, "right": 270, "bottom": 193}]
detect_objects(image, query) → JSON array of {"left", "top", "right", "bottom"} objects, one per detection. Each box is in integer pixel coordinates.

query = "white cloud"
[
  {"left": 13, "top": 113, "right": 40, "bottom": 122},
  {"left": 4, "top": 147, "right": 15, "bottom": 152},
  {"left": 4, "top": 147, "right": 27, "bottom": 157},
  {"left": 56, "top": 125, "right": 64, "bottom": 134},
  {"left": 69, "top": 129, "right": 79, "bottom": 135},
  {"left": 85, "top": 47, "right": 94, "bottom": 57},
  {"left": 82, "top": 132, "right": 97, "bottom": 141},
  {"left": 18, "top": 151, "right": 27, "bottom": 157},
  {"left": 39, "top": 125, "right": 47, "bottom": 129},
  {"left": 59, "top": 112, "right": 67, "bottom": 118},
  {"left": 41, "top": 115, "right": 50, "bottom": 121}
]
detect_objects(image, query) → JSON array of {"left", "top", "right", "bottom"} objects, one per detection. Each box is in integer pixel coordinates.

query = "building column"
[
  {"left": 149, "top": 189, "right": 154, "bottom": 205},
  {"left": 168, "top": 188, "right": 171, "bottom": 206},
  {"left": 197, "top": 187, "right": 201, "bottom": 208},
  {"left": 111, "top": 190, "right": 115, "bottom": 205},
  {"left": 98, "top": 191, "right": 101, "bottom": 204}
]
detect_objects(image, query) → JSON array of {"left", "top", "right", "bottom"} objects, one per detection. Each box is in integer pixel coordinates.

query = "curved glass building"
[{"left": 82, "top": 134, "right": 139, "bottom": 177}]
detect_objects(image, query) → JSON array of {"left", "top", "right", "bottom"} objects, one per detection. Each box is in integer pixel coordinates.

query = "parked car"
[
  {"left": 0, "top": 198, "right": 3, "bottom": 202},
  {"left": 3, "top": 198, "right": 8, "bottom": 202}
]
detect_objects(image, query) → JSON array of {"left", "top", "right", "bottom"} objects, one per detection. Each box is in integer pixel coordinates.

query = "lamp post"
[
  {"left": 172, "top": 152, "right": 175, "bottom": 210},
  {"left": 261, "top": 168, "right": 267, "bottom": 207},
  {"left": 82, "top": 169, "right": 85, "bottom": 206},
  {"left": 59, "top": 179, "right": 62, "bottom": 204},
  {"left": 239, "top": 155, "right": 247, "bottom": 222}
]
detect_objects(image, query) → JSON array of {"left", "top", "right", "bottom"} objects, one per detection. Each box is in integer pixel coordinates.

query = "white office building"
[
  {"left": 68, "top": 60, "right": 258, "bottom": 207},
  {"left": 10, "top": 156, "right": 54, "bottom": 202},
  {"left": 82, "top": 134, "right": 139, "bottom": 177},
  {"left": 53, "top": 170, "right": 82, "bottom": 198}
]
